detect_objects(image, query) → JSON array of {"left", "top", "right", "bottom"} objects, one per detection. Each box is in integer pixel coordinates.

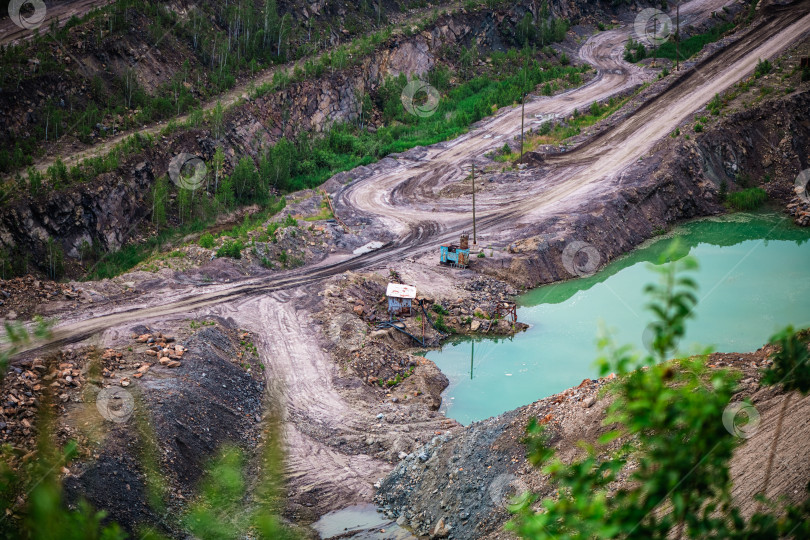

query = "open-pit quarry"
[{"left": 1, "top": 0, "right": 810, "bottom": 538}]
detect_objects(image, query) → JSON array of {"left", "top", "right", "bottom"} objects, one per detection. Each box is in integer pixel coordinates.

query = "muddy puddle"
[
  {"left": 312, "top": 503, "right": 415, "bottom": 539},
  {"left": 427, "top": 212, "right": 810, "bottom": 424}
]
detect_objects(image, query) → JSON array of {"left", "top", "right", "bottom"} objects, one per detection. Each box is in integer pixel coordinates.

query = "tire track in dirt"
[{"left": 203, "top": 290, "right": 395, "bottom": 509}]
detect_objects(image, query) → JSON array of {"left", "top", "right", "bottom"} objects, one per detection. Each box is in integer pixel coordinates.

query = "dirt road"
[
  {"left": 0, "top": 0, "right": 112, "bottom": 45},
  {"left": 211, "top": 292, "right": 394, "bottom": 509}
]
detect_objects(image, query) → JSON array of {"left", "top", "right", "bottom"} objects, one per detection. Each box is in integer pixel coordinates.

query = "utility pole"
[
  {"left": 520, "top": 92, "right": 526, "bottom": 161},
  {"left": 471, "top": 163, "right": 477, "bottom": 245},
  {"left": 675, "top": 2, "right": 680, "bottom": 71},
  {"left": 520, "top": 55, "right": 527, "bottom": 161}
]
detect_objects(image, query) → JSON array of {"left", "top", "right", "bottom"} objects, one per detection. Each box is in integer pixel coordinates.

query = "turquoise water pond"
[{"left": 425, "top": 213, "right": 810, "bottom": 425}]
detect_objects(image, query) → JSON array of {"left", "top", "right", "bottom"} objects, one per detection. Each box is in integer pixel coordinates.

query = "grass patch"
[
  {"left": 655, "top": 22, "right": 734, "bottom": 61},
  {"left": 727, "top": 187, "right": 767, "bottom": 210},
  {"left": 302, "top": 198, "right": 334, "bottom": 221},
  {"left": 501, "top": 94, "right": 633, "bottom": 161}
]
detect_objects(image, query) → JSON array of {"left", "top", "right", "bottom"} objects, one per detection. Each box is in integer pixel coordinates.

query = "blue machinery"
[{"left": 440, "top": 233, "right": 471, "bottom": 268}]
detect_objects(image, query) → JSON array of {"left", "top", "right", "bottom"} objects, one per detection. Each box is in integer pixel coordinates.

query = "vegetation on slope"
[{"left": 624, "top": 21, "right": 735, "bottom": 63}]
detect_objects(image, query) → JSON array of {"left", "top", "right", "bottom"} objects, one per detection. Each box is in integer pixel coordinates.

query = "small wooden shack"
[{"left": 386, "top": 283, "right": 416, "bottom": 317}]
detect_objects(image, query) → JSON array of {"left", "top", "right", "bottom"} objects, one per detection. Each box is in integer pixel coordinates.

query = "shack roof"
[{"left": 386, "top": 283, "right": 417, "bottom": 299}]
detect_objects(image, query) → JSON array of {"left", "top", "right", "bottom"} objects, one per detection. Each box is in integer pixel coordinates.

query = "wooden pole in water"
[
  {"left": 470, "top": 339, "right": 474, "bottom": 380},
  {"left": 472, "top": 163, "right": 477, "bottom": 245}
]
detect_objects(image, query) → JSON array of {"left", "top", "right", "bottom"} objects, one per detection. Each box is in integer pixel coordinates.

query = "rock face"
[{"left": 0, "top": 161, "right": 154, "bottom": 264}]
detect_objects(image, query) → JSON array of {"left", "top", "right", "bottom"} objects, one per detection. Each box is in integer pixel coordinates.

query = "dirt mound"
[{"left": 61, "top": 322, "right": 266, "bottom": 535}]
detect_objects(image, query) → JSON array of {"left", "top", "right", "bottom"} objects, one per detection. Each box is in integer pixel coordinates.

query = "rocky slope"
[
  {"left": 0, "top": 318, "right": 268, "bottom": 535},
  {"left": 375, "top": 350, "right": 810, "bottom": 539}
]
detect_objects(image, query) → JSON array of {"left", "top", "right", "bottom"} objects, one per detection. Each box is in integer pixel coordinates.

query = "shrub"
[
  {"left": 199, "top": 233, "right": 215, "bottom": 249},
  {"left": 727, "top": 187, "right": 767, "bottom": 210},
  {"left": 434, "top": 313, "right": 451, "bottom": 334},
  {"left": 216, "top": 239, "right": 243, "bottom": 259},
  {"left": 754, "top": 58, "right": 772, "bottom": 78}
]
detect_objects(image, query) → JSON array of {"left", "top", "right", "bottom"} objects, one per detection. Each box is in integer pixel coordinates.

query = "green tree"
[
  {"left": 27, "top": 167, "right": 43, "bottom": 197},
  {"left": 216, "top": 176, "right": 236, "bottom": 210},
  {"left": 151, "top": 175, "right": 169, "bottom": 228},
  {"left": 211, "top": 101, "right": 225, "bottom": 139},
  {"left": 45, "top": 238, "right": 65, "bottom": 280},
  {"left": 212, "top": 146, "right": 225, "bottom": 194},
  {"left": 177, "top": 187, "right": 195, "bottom": 224},
  {"left": 269, "top": 138, "right": 294, "bottom": 191},
  {"left": 231, "top": 156, "right": 263, "bottom": 204}
]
